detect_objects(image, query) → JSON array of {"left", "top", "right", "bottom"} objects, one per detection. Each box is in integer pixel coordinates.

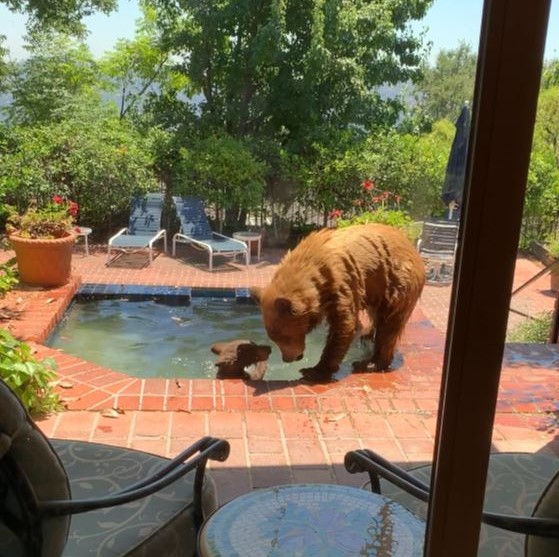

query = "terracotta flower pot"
[{"left": 10, "top": 233, "right": 75, "bottom": 287}]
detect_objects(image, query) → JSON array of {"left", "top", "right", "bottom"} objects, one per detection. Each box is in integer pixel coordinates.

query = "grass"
[{"left": 506, "top": 311, "right": 554, "bottom": 343}]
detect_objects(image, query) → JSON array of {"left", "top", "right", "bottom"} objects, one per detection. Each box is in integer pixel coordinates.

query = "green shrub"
[
  {"left": 336, "top": 208, "right": 421, "bottom": 244},
  {"left": 545, "top": 235, "right": 559, "bottom": 258},
  {"left": 0, "top": 258, "right": 18, "bottom": 295},
  {"left": 0, "top": 329, "right": 62, "bottom": 415},
  {"left": 506, "top": 311, "right": 554, "bottom": 343}
]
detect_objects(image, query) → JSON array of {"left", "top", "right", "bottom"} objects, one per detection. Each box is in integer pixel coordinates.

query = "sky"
[{"left": 0, "top": 0, "right": 558, "bottom": 62}]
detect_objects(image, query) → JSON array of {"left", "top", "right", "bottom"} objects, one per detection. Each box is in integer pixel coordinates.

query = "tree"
[
  {"left": 99, "top": 4, "right": 184, "bottom": 119},
  {"left": 542, "top": 58, "right": 559, "bottom": 89},
  {"left": 174, "top": 133, "right": 267, "bottom": 230},
  {"left": 520, "top": 84, "right": 559, "bottom": 245},
  {"left": 0, "top": 35, "right": 11, "bottom": 93},
  {"left": 1, "top": 0, "right": 117, "bottom": 33},
  {"left": 7, "top": 31, "right": 102, "bottom": 125},
  {"left": 414, "top": 42, "right": 477, "bottom": 123},
  {"left": 149, "top": 0, "right": 433, "bottom": 147}
]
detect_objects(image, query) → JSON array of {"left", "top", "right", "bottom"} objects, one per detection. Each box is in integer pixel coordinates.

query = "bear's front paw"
[
  {"left": 300, "top": 366, "right": 336, "bottom": 384},
  {"left": 351, "top": 359, "right": 392, "bottom": 373}
]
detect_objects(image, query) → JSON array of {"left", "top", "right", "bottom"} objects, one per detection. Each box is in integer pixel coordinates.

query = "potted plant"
[{"left": 6, "top": 196, "right": 79, "bottom": 287}]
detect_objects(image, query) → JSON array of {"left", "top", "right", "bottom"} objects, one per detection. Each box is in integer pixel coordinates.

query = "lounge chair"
[
  {"left": 0, "top": 378, "right": 230, "bottom": 556},
  {"left": 345, "top": 448, "right": 559, "bottom": 556},
  {"left": 172, "top": 196, "right": 248, "bottom": 271},
  {"left": 107, "top": 193, "right": 168, "bottom": 265}
]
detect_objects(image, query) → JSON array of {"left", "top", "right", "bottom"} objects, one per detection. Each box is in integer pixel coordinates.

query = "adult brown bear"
[{"left": 251, "top": 223, "right": 425, "bottom": 383}]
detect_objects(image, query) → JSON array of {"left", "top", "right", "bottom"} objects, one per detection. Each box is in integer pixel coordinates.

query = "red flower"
[
  {"left": 329, "top": 209, "right": 343, "bottom": 219},
  {"left": 362, "top": 179, "right": 375, "bottom": 191},
  {"left": 67, "top": 201, "right": 79, "bottom": 217},
  {"left": 52, "top": 195, "right": 64, "bottom": 204}
]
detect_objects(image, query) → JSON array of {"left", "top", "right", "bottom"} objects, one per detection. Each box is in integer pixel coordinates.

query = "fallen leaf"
[
  {"left": 45, "top": 298, "right": 56, "bottom": 304},
  {"left": 324, "top": 413, "right": 347, "bottom": 422},
  {"left": 58, "top": 381, "right": 74, "bottom": 389},
  {"left": 101, "top": 408, "right": 123, "bottom": 419}
]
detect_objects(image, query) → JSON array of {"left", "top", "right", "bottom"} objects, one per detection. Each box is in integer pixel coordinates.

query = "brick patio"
[{"left": 1, "top": 242, "right": 557, "bottom": 503}]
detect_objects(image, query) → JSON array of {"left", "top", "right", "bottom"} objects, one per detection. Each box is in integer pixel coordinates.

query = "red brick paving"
[{"left": 0, "top": 242, "right": 557, "bottom": 504}]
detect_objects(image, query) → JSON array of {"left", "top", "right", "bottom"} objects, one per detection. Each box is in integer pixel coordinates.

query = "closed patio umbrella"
[{"left": 441, "top": 104, "right": 471, "bottom": 219}]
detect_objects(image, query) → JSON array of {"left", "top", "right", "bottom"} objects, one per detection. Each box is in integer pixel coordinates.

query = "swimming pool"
[{"left": 47, "top": 284, "right": 368, "bottom": 380}]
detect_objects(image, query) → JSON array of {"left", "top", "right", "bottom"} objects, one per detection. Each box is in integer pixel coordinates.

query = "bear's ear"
[
  {"left": 250, "top": 286, "right": 262, "bottom": 304},
  {"left": 211, "top": 343, "right": 226, "bottom": 355},
  {"left": 274, "top": 297, "right": 293, "bottom": 315}
]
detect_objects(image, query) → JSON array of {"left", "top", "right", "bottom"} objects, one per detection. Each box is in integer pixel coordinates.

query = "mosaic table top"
[{"left": 198, "top": 483, "right": 425, "bottom": 557}]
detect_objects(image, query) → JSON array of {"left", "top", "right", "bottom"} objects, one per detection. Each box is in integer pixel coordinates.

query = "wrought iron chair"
[
  {"left": 345, "top": 448, "right": 559, "bottom": 557},
  {"left": 0, "top": 379, "right": 230, "bottom": 556},
  {"left": 107, "top": 192, "right": 168, "bottom": 266}
]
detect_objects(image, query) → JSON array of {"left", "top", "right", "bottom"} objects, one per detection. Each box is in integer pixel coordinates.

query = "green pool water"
[{"left": 47, "top": 296, "right": 368, "bottom": 380}]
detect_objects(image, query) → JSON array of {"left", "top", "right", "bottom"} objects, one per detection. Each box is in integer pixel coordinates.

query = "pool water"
[{"left": 47, "top": 296, "right": 370, "bottom": 380}]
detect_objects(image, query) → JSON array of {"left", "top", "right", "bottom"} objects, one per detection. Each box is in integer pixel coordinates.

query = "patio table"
[
  {"left": 198, "top": 483, "right": 425, "bottom": 556},
  {"left": 232, "top": 231, "right": 262, "bottom": 264},
  {"left": 74, "top": 226, "right": 92, "bottom": 256}
]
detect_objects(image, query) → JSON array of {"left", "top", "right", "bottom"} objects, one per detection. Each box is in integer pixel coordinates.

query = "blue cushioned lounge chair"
[
  {"left": 172, "top": 196, "right": 248, "bottom": 271},
  {"left": 107, "top": 193, "right": 168, "bottom": 265},
  {"left": 0, "top": 378, "right": 230, "bottom": 556}
]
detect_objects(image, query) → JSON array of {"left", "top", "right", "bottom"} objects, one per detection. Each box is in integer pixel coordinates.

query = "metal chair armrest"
[
  {"left": 39, "top": 437, "right": 230, "bottom": 521},
  {"left": 345, "top": 449, "right": 559, "bottom": 539},
  {"left": 482, "top": 511, "right": 559, "bottom": 537},
  {"left": 108, "top": 228, "right": 129, "bottom": 244},
  {"left": 344, "top": 449, "right": 430, "bottom": 501}
]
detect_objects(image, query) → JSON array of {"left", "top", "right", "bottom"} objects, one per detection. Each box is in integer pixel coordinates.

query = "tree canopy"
[
  {"left": 1, "top": 0, "right": 117, "bottom": 33},
  {"left": 149, "top": 0, "right": 433, "bottom": 149},
  {"left": 414, "top": 42, "right": 477, "bottom": 123}
]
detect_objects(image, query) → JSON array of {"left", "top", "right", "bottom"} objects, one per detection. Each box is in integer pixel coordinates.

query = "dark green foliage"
[{"left": 150, "top": 0, "right": 433, "bottom": 146}]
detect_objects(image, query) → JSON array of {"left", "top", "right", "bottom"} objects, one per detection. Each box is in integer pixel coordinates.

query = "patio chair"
[
  {"left": 107, "top": 192, "right": 168, "bottom": 266},
  {"left": 345, "top": 448, "right": 559, "bottom": 556},
  {"left": 0, "top": 378, "right": 230, "bottom": 557},
  {"left": 416, "top": 218, "right": 460, "bottom": 283},
  {"left": 171, "top": 196, "right": 248, "bottom": 271}
]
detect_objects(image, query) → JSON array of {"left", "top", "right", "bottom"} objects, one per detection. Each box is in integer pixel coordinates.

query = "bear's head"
[
  {"left": 211, "top": 339, "right": 272, "bottom": 380},
  {"left": 250, "top": 286, "right": 321, "bottom": 363}
]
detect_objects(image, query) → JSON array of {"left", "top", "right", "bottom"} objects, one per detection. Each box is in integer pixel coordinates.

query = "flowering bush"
[
  {"left": 6, "top": 196, "right": 79, "bottom": 239},
  {"left": 328, "top": 179, "right": 402, "bottom": 220},
  {"left": 329, "top": 179, "right": 420, "bottom": 243}
]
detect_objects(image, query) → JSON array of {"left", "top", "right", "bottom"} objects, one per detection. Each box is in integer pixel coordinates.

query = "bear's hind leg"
[{"left": 370, "top": 309, "right": 412, "bottom": 371}]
